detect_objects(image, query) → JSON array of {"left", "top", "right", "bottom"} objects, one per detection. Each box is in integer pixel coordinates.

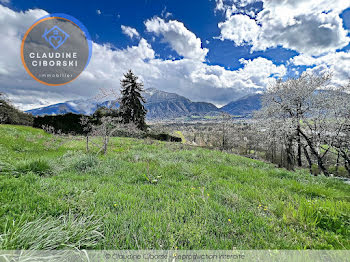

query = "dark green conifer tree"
[{"left": 119, "top": 70, "right": 147, "bottom": 130}]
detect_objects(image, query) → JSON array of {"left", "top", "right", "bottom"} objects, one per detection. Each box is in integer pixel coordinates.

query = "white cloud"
[
  {"left": 96, "top": 9, "right": 101, "bottom": 15},
  {"left": 0, "top": 5, "right": 286, "bottom": 110},
  {"left": 216, "top": 0, "right": 350, "bottom": 56},
  {"left": 289, "top": 54, "right": 318, "bottom": 67},
  {"left": 161, "top": 7, "right": 172, "bottom": 18},
  {"left": 79, "top": 42, "right": 285, "bottom": 106},
  {"left": 290, "top": 52, "right": 350, "bottom": 86},
  {"left": 145, "top": 17, "right": 208, "bottom": 61},
  {"left": 189, "top": 57, "right": 285, "bottom": 90},
  {"left": 0, "top": 5, "right": 51, "bottom": 110},
  {"left": 218, "top": 14, "right": 259, "bottom": 45},
  {"left": 215, "top": 0, "right": 225, "bottom": 12},
  {"left": 121, "top": 25, "right": 140, "bottom": 39}
]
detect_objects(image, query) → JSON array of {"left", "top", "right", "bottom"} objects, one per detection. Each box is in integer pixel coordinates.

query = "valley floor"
[{"left": 0, "top": 125, "right": 349, "bottom": 249}]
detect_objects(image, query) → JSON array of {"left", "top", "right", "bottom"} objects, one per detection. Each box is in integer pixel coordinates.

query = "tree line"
[{"left": 0, "top": 93, "right": 33, "bottom": 126}]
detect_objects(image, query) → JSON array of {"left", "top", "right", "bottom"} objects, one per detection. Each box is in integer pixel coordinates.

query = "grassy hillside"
[{"left": 0, "top": 125, "right": 349, "bottom": 249}]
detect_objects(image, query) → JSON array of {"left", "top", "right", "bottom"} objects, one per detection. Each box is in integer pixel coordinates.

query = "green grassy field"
[{"left": 0, "top": 125, "right": 349, "bottom": 250}]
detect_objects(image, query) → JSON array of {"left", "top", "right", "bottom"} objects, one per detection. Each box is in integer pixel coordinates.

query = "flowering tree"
[{"left": 256, "top": 72, "right": 338, "bottom": 175}]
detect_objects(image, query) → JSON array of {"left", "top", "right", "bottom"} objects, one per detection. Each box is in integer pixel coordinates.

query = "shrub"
[
  {"left": 147, "top": 133, "right": 182, "bottom": 142},
  {"left": 33, "top": 113, "right": 86, "bottom": 135}
]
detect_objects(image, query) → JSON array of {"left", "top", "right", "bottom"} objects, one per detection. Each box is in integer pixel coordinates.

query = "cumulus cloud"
[
  {"left": 121, "top": 25, "right": 140, "bottom": 39},
  {"left": 290, "top": 52, "right": 350, "bottom": 86},
  {"left": 145, "top": 17, "right": 208, "bottom": 61},
  {"left": 189, "top": 57, "right": 285, "bottom": 90},
  {"left": 0, "top": 5, "right": 52, "bottom": 109},
  {"left": 216, "top": 0, "right": 350, "bottom": 56},
  {"left": 0, "top": 5, "right": 286, "bottom": 110},
  {"left": 215, "top": 0, "right": 225, "bottom": 12},
  {"left": 218, "top": 14, "right": 259, "bottom": 45}
]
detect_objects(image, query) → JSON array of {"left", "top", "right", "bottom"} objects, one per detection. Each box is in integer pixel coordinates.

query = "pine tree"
[{"left": 119, "top": 70, "right": 147, "bottom": 130}]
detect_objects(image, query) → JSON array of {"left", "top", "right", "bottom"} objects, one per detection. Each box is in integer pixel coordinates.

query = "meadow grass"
[{"left": 0, "top": 124, "right": 349, "bottom": 250}]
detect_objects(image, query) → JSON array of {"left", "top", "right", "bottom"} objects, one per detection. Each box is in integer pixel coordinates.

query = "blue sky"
[
  {"left": 0, "top": 0, "right": 350, "bottom": 109},
  {"left": 8, "top": 0, "right": 302, "bottom": 69}
]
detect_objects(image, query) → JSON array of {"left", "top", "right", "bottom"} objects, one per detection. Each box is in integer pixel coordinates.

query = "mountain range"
[
  {"left": 221, "top": 93, "right": 262, "bottom": 116},
  {"left": 26, "top": 88, "right": 262, "bottom": 119}
]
